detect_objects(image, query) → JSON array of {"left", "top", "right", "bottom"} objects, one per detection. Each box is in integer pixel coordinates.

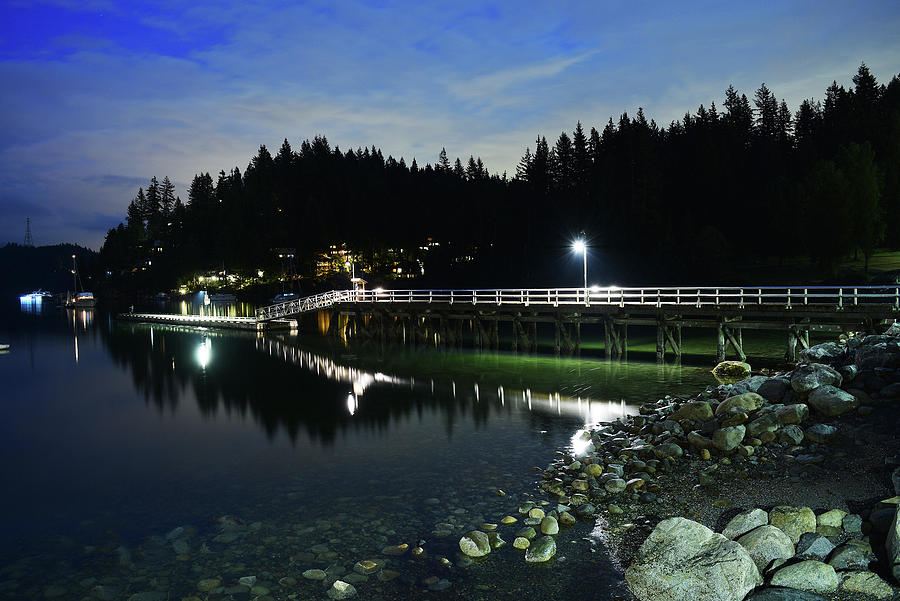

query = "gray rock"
[
  {"left": 795, "top": 533, "right": 835, "bottom": 560},
  {"left": 540, "top": 516, "right": 559, "bottom": 535},
  {"left": 736, "top": 525, "right": 796, "bottom": 573},
  {"left": 624, "top": 517, "right": 761, "bottom": 601},
  {"left": 855, "top": 342, "right": 900, "bottom": 369},
  {"left": 723, "top": 508, "right": 769, "bottom": 540},
  {"left": 777, "top": 425, "right": 804, "bottom": 445},
  {"left": 775, "top": 404, "right": 809, "bottom": 425},
  {"left": 842, "top": 513, "right": 862, "bottom": 534},
  {"left": 886, "top": 321, "right": 900, "bottom": 336},
  {"left": 790, "top": 363, "right": 842, "bottom": 395},
  {"left": 743, "top": 587, "right": 827, "bottom": 601},
  {"left": 839, "top": 571, "right": 895, "bottom": 599},
  {"left": 838, "top": 364, "right": 858, "bottom": 382},
  {"left": 716, "top": 393, "right": 765, "bottom": 417},
  {"left": 807, "top": 385, "right": 859, "bottom": 416},
  {"left": 524, "top": 535, "right": 556, "bottom": 563},
  {"left": 672, "top": 401, "right": 714, "bottom": 422},
  {"left": 881, "top": 382, "right": 900, "bottom": 398},
  {"left": 605, "top": 478, "right": 626, "bottom": 493},
  {"left": 828, "top": 539, "right": 875, "bottom": 571},
  {"left": 730, "top": 375, "right": 770, "bottom": 395},
  {"left": 458, "top": 531, "right": 491, "bottom": 557},
  {"left": 769, "top": 560, "right": 838, "bottom": 594},
  {"left": 653, "top": 443, "right": 683, "bottom": 459},
  {"left": 326, "top": 580, "right": 357, "bottom": 600},
  {"left": 758, "top": 378, "right": 790, "bottom": 403},
  {"left": 687, "top": 430, "right": 713, "bottom": 449},
  {"left": 747, "top": 413, "right": 780, "bottom": 438},
  {"left": 769, "top": 506, "right": 816, "bottom": 544},
  {"left": 804, "top": 424, "right": 837, "bottom": 444},
  {"left": 893, "top": 467, "right": 900, "bottom": 496},
  {"left": 712, "top": 425, "right": 746, "bottom": 452},
  {"left": 799, "top": 342, "right": 845, "bottom": 363}
]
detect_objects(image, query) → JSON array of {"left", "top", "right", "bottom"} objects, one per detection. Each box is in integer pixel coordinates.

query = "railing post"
[
  {"left": 676, "top": 288, "right": 680, "bottom": 305},
  {"left": 715, "top": 288, "right": 719, "bottom": 305},
  {"left": 473, "top": 290, "right": 476, "bottom": 305},
  {"left": 895, "top": 287, "right": 899, "bottom": 310},
  {"left": 525, "top": 290, "right": 529, "bottom": 307},
  {"left": 429, "top": 290, "right": 432, "bottom": 303},
  {"left": 804, "top": 288, "right": 808, "bottom": 305},
  {"left": 450, "top": 291, "right": 454, "bottom": 305},
  {"left": 640, "top": 289, "right": 644, "bottom": 304},
  {"left": 786, "top": 288, "right": 792, "bottom": 309},
  {"left": 853, "top": 288, "right": 858, "bottom": 306},
  {"left": 758, "top": 288, "right": 762, "bottom": 305},
  {"left": 739, "top": 289, "right": 744, "bottom": 309},
  {"left": 656, "top": 290, "right": 661, "bottom": 308},
  {"left": 838, "top": 288, "right": 843, "bottom": 309}
]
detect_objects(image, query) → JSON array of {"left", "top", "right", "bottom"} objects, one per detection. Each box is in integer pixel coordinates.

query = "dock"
[{"left": 118, "top": 312, "right": 297, "bottom": 331}]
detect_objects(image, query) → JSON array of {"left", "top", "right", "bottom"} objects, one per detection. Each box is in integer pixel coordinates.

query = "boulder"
[
  {"left": 712, "top": 425, "right": 746, "bottom": 452},
  {"left": 855, "top": 342, "right": 900, "bottom": 369},
  {"left": 747, "top": 413, "right": 780, "bottom": 438},
  {"left": 715, "top": 393, "right": 765, "bottom": 417},
  {"left": 798, "top": 342, "right": 845, "bottom": 363},
  {"left": 795, "top": 533, "right": 835, "bottom": 560},
  {"left": 672, "top": 401, "right": 713, "bottom": 422},
  {"left": 816, "top": 509, "right": 846, "bottom": 529},
  {"left": 881, "top": 382, "right": 900, "bottom": 399},
  {"left": 839, "top": 571, "right": 895, "bottom": 599},
  {"left": 885, "top": 321, "right": 900, "bottom": 336},
  {"left": 730, "top": 375, "right": 769, "bottom": 395},
  {"left": 777, "top": 425, "right": 804, "bottom": 445},
  {"left": 827, "top": 539, "right": 875, "bottom": 571},
  {"left": 712, "top": 361, "right": 752, "bottom": 383},
  {"left": 458, "top": 531, "right": 491, "bottom": 557},
  {"left": 775, "top": 404, "right": 809, "bottom": 425},
  {"left": 758, "top": 378, "right": 790, "bottom": 403},
  {"left": 723, "top": 508, "right": 769, "bottom": 540},
  {"left": 736, "top": 525, "right": 796, "bottom": 573},
  {"left": 807, "top": 385, "right": 859, "bottom": 417},
  {"left": 743, "top": 587, "right": 827, "bottom": 601},
  {"left": 804, "top": 424, "right": 837, "bottom": 444},
  {"left": 524, "top": 535, "right": 556, "bottom": 563},
  {"left": 790, "top": 363, "right": 842, "bottom": 396},
  {"left": 768, "top": 560, "right": 838, "bottom": 594},
  {"left": 687, "top": 430, "right": 713, "bottom": 450},
  {"left": 769, "top": 506, "right": 816, "bottom": 544},
  {"left": 625, "top": 518, "right": 761, "bottom": 601}
]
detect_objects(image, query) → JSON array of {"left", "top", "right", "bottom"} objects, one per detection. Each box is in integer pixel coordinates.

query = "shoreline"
[{"left": 538, "top": 323, "right": 900, "bottom": 600}]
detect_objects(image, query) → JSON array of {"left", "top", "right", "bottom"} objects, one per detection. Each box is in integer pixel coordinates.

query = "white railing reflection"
[{"left": 254, "top": 336, "right": 635, "bottom": 424}]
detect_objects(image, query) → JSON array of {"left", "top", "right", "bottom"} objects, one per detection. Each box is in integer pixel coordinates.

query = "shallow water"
[{"left": 1, "top": 300, "right": 720, "bottom": 600}]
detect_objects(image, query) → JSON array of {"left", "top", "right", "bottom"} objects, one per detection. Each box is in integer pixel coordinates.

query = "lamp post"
[{"left": 572, "top": 239, "right": 587, "bottom": 292}]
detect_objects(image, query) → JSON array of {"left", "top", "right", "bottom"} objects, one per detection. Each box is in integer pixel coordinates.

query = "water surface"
[{"left": 0, "top": 300, "right": 718, "bottom": 600}]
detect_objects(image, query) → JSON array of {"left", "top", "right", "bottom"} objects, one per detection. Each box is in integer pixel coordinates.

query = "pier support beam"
[
  {"left": 604, "top": 316, "right": 628, "bottom": 359},
  {"left": 786, "top": 324, "right": 810, "bottom": 361},
  {"left": 717, "top": 319, "right": 746, "bottom": 362},
  {"left": 656, "top": 316, "right": 683, "bottom": 361}
]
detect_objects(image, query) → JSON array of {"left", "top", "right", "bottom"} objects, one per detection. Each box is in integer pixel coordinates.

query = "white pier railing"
[{"left": 255, "top": 285, "right": 900, "bottom": 321}]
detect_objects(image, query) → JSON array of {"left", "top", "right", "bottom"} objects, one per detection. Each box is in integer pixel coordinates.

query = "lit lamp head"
[{"left": 572, "top": 240, "right": 586, "bottom": 254}]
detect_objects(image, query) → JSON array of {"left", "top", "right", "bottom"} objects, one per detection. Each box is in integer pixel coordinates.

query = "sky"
[{"left": 1, "top": 0, "right": 899, "bottom": 249}]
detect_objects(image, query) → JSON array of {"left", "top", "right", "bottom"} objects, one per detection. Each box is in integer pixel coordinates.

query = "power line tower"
[{"left": 24, "top": 218, "right": 34, "bottom": 247}]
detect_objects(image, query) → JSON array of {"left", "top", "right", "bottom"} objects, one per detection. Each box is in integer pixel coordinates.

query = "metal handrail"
[{"left": 255, "top": 285, "right": 900, "bottom": 321}]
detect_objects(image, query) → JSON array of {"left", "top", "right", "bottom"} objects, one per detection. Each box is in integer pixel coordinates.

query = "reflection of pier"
[
  {"left": 255, "top": 336, "right": 634, "bottom": 425},
  {"left": 256, "top": 286, "right": 899, "bottom": 362},
  {"left": 119, "top": 312, "right": 297, "bottom": 331}
]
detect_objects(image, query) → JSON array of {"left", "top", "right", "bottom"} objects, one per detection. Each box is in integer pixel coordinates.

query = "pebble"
[
  {"left": 326, "top": 580, "right": 357, "bottom": 600},
  {"left": 302, "top": 569, "right": 326, "bottom": 581},
  {"left": 513, "top": 537, "right": 530, "bottom": 549}
]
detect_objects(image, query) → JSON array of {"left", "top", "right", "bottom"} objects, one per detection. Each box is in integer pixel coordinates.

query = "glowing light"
[
  {"left": 347, "top": 393, "right": 357, "bottom": 415},
  {"left": 572, "top": 239, "right": 586, "bottom": 254},
  {"left": 590, "top": 285, "right": 601, "bottom": 292},
  {"left": 196, "top": 338, "right": 212, "bottom": 369},
  {"left": 570, "top": 429, "right": 594, "bottom": 457}
]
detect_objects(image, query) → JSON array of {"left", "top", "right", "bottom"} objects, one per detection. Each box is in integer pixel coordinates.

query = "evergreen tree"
[
  {"left": 160, "top": 176, "right": 176, "bottom": 217},
  {"left": 838, "top": 142, "right": 884, "bottom": 274},
  {"left": 438, "top": 147, "right": 450, "bottom": 172}
]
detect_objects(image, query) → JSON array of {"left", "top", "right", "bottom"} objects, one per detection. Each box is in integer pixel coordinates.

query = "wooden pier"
[
  {"left": 256, "top": 286, "right": 900, "bottom": 361},
  {"left": 118, "top": 312, "right": 297, "bottom": 331}
]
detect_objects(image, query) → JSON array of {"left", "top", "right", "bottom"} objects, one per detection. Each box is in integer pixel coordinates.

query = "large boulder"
[
  {"left": 881, "top": 506, "right": 898, "bottom": 579},
  {"left": 712, "top": 425, "right": 746, "bottom": 452},
  {"left": 736, "top": 525, "right": 796, "bottom": 573},
  {"left": 625, "top": 517, "right": 761, "bottom": 601},
  {"left": 885, "top": 321, "right": 900, "bottom": 336},
  {"left": 722, "top": 508, "right": 769, "bottom": 540},
  {"left": 798, "top": 342, "right": 845, "bottom": 363},
  {"left": 839, "top": 572, "right": 895, "bottom": 599},
  {"left": 458, "top": 531, "right": 491, "bottom": 557},
  {"left": 758, "top": 378, "right": 790, "bottom": 403},
  {"left": 807, "top": 385, "right": 859, "bottom": 417},
  {"left": 790, "top": 364, "right": 842, "bottom": 396},
  {"left": 775, "top": 404, "right": 808, "bottom": 425},
  {"left": 730, "top": 375, "right": 769, "bottom": 395},
  {"left": 715, "top": 393, "right": 765, "bottom": 417},
  {"left": 855, "top": 342, "right": 900, "bottom": 369},
  {"left": 713, "top": 361, "right": 752, "bottom": 384},
  {"left": 743, "top": 587, "right": 827, "bottom": 601},
  {"left": 769, "top": 506, "right": 816, "bottom": 544},
  {"left": 672, "top": 401, "right": 714, "bottom": 422},
  {"left": 768, "top": 560, "right": 838, "bottom": 594},
  {"left": 827, "top": 539, "right": 875, "bottom": 571}
]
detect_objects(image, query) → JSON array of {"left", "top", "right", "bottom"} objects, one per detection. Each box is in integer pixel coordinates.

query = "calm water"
[{"left": 0, "top": 300, "right": 719, "bottom": 601}]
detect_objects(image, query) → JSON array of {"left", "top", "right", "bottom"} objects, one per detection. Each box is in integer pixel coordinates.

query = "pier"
[
  {"left": 255, "top": 285, "right": 900, "bottom": 361},
  {"left": 118, "top": 312, "right": 297, "bottom": 331}
]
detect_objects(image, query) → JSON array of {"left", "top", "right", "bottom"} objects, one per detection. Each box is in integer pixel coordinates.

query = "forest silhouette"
[{"left": 100, "top": 64, "right": 899, "bottom": 289}]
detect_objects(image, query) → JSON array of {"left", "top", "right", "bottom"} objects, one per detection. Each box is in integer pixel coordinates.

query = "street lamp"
[{"left": 572, "top": 239, "right": 587, "bottom": 291}]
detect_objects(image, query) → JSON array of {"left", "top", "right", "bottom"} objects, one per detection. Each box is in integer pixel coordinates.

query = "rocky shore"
[{"left": 536, "top": 321, "right": 900, "bottom": 601}]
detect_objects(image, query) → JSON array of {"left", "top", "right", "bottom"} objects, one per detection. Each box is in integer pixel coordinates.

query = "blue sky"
[{"left": 1, "top": 0, "right": 899, "bottom": 248}]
